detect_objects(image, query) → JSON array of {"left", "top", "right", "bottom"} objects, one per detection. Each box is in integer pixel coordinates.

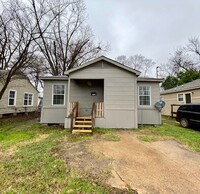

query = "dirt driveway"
[{"left": 91, "top": 131, "right": 200, "bottom": 194}]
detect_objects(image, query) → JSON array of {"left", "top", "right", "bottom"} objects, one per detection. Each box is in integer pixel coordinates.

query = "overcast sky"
[{"left": 84, "top": 0, "right": 200, "bottom": 71}]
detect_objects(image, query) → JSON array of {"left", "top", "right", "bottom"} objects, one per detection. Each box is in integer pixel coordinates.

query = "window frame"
[
  {"left": 177, "top": 93, "right": 184, "bottom": 102},
  {"left": 23, "top": 92, "right": 34, "bottom": 107},
  {"left": 52, "top": 84, "right": 66, "bottom": 106},
  {"left": 138, "top": 85, "right": 151, "bottom": 106},
  {"left": 8, "top": 90, "right": 17, "bottom": 106}
]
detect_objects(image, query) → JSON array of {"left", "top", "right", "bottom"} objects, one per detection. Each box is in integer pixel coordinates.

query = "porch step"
[
  {"left": 75, "top": 120, "right": 92, "bottom": 124},
  {"left": 72, "top": 129, "right": 93, "bottom": 133},
  {"left": 72, "top": 116, "right": 93, "bottom": 134},
  {"left": 74, "top": 125, "right": 92, "bottom": 128},
  {"left": 76, "top": 116, "right": 91, "bottom": 120}
]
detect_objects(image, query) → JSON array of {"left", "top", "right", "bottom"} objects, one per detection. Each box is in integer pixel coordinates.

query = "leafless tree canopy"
[
  {"left": 116, "top": 54, "right": 155, "bottom": 77},
  {"left": 0, "top": 0, "right": 105, "bottom": 99},
  {"left": 164, "top": 37, "right": 200, "bottom": 76}
]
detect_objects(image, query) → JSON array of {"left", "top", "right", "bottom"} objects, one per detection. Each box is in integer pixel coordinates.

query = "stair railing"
[
  {"left": 69, "top": 102, "right": 79, "bottom": 133},
  {"left": 91, "top": 103, "right": 96, "bottom": 130}
]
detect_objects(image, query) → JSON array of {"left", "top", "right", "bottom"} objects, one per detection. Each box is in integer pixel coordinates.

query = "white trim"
[
  {"left": 52, "top": 84, "right": 66, "bottom": 106},
  {"left": 138, "top": 85, "right": 151, "bottom": 106},
  {"left": 23, "top": 92, "right": 34, "bottom": 107},
  {"left": 8, "top": 90, "right": 17, "bottom": 106},
  {"left": 65, "top": 56, "right": 141, "bottom": 76},
  {"left": 177, "top": 93, "right": 184, "bottom": 102}
]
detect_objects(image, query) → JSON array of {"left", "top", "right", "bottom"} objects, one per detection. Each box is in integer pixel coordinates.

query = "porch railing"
[
  {"left": 95, "top": 102, "right": 104, "bottom": 118},
  {"left": 68, "top": 102, "right": 79, "bottom": 117},
  {"left": 68, "top": 102, "right": 79, "bottom": 132}
]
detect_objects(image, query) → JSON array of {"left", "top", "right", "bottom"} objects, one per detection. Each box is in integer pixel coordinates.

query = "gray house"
[{"left": 41, "top": 56, "right": 163, "bottom": 132}]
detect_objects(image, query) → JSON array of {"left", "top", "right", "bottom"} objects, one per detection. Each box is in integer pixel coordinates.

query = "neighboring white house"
[
  {"left": 40, "top": 56, "right": 163, "bottom": 131},
  {"left": 0, "top": 71, "right": 38, "bottom": 117},
  {"left": 161, "top": 79, "right": 200, "bottom": 116}
]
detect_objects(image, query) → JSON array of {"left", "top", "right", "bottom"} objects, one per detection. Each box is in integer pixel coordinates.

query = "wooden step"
[
  {"left": 75, "top": 120, "right": 92, "bottom": 124},
  {"left": 74, "top": 125, "right": 92, "bottom": 128},
  {"left": 76, "top": 116, "right": 91, "bottom": 120},
  {"left": 72, "top": 129, "right": 93, "bottom": 133}
]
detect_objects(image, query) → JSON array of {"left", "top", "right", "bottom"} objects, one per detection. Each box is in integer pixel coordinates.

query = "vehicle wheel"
[{"left": 180, "top": 118, "right": 189, "bottom": 128}]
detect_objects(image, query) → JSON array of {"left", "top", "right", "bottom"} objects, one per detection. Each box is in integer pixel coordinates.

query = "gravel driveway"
[{"left": 91, "top": 131, "right": 200, "bottom": 194}]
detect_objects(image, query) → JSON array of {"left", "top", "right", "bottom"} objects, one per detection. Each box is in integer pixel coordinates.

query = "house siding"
[
  {"left": 41, "top": 80, "right": 68, "bottom": 124},
  {"left": 161, "top": 88, "right": 200, "bottom": 116},
  {"left": 0, "top": 78, "right": 38, "bottom": 115},
  {"left": 68, "top": 61, "right": 138, "bottom": 128},
  {"left": 137, "top": 82, "right": 161, "bottom": 125}
]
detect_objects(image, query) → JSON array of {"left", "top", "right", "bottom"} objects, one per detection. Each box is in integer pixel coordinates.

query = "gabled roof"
[
  {"left": 161, "top": 78, "right": 200, "bottom": 94},
  {"left": 65, "top": 56, "right": 141, "bottom": 76}
]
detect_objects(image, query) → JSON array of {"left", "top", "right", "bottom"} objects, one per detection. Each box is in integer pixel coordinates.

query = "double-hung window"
[
  {"left": 8, "top": 90, "right": 16, "bottom": 106},
  {"left": 53, "top": 85, "right": 65, "bottom": 105},
  {"left": 24, "top": 93, "right": 33, "bottom": 106},
  {"left": 177, "top": 93, "right": 184, "bottom": 102},
  {"left": 139, "top": 86, "right": 151, "bottom": 106}
]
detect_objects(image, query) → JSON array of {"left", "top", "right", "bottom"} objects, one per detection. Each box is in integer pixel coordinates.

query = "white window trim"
[
  {"left": 52, "top": 84, "right": 66, "bottom": 106},
  {"left": 138, "top": 85, "right": 151, "bottom": 106},
  {"left": 8, "top": 90, "right": 17, "bottom": 106},
  {"left": 177, "top": 92, "right": 192, "bottom": 103},
  {"left": 177, "top": 93, "right": 184, "bottom": 102},
  {"left": 23, "top": 92, "right": 34, "bottom": 107}
]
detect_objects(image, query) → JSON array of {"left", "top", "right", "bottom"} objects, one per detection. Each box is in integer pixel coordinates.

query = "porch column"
[{"left": 67, "top": 77, "right": 71, "bottom": 117}]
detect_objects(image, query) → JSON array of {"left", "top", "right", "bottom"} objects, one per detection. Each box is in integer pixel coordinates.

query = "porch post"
[{"left": 67, "top": 77, "right": 71, "bottom": 117}]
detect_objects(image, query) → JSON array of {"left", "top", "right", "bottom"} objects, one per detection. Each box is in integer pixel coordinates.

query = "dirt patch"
[
  {"left": 56, "top": 137, "right": 138, "bottom": 193},
  {"left": 91, "top": 131, "right": 200, "bottom": 194},
  {"left": 54, "top": 131, "right": 200, "bottom": 193},
  {"left": 57, "top": 140, "right": 112, "bottom": 182}
]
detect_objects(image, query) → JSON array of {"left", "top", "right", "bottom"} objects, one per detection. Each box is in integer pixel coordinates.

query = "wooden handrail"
[
  {"left": 69, "top": 102, "right": 79, "bottom": 133},
  {"left": 91, "top": 103, "right": 96, "bottom": 130}
]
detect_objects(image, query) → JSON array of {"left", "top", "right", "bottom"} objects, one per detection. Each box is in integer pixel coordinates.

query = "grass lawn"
[
  {"left": 0, "top": 115, "right": 199, "bottom": 193},
  {"left": 137, "top": 116, "right": 200, "bottom": 152},
  {"left": 0, "top": 116, "right": 108, "bottom": 194}
]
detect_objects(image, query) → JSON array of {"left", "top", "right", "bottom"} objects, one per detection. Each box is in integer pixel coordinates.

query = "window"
[
  {"left": 24, "top": 93, "right": 33, "bottom": 106},
  {"left": 8, "top": 90, "right": 16, "bottom": 106},
  {"left": 177, "top": 94, "right": 184, "bottom": 102},
  {"left": 53, "top": 85, "right": 65, "bottom": 105},
  {"left": 139, "top": 86, "right": 151, "bottom": 106}
]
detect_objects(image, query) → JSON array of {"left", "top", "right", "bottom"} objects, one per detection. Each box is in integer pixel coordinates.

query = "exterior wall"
[
  {"left": 0, "top": 78, "right": 38, "bottom": 115},
  {"left": 69, "top": 79, "right": 103, "bottom": 116},
  {"left": 68, "top": 61, "right": 138, "bottom": 128},
  {"left": 137, "top": 82, "right": 162, "bottom": 125},
  {"left": 161, "top": 88, "right": 200, "bottom": 116},
  {"left": 41, "top": 80, "right": 68, "bottom": 124}
]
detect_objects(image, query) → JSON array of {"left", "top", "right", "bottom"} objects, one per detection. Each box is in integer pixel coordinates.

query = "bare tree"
[
  {"left": 166, "top": 37, "right": 200, "bottom": 76},
  {"left": 0, "top": 0, "right": 105, "bottom": 99},
  {"left": 0, "top": 0, "right": 37, "bottom": 100},
  {"left": 22, "top": 55, "right": 48, "bottom": 90},
  {"left": 32, "top": 0, "right": 105, "bottom": 75},
  {"left": 116, "top": 54, "right": 155, "bottom": 77}
]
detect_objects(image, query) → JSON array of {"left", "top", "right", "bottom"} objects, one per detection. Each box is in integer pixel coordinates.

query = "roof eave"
[{"left": 65, "top": 56, "right": 141, "bottom": 76}]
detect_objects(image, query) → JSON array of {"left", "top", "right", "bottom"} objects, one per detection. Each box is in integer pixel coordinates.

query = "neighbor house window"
[
  {"left": 177, "top": 93, "right": 184, "bottom": 102},
  {"left": 53, "top": 85, "right": 65, "bottom": 105},
  {"left": 24, "top": 93, "right": 33, "bottom": 106},
  {"left": 8, "top": 90, "right": 16, "bottom": 106},
  {"left": 139, "top": 86, "right": 151, "bottom": 106}
]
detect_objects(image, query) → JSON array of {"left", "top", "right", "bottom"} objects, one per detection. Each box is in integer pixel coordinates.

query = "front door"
[{"left": 185, "top": 93, "right": 191, "bottom": 103}]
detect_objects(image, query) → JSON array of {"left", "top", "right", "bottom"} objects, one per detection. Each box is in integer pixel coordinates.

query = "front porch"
[{"left": 67, "top": 101, "right": 104, "bottom": 133}]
